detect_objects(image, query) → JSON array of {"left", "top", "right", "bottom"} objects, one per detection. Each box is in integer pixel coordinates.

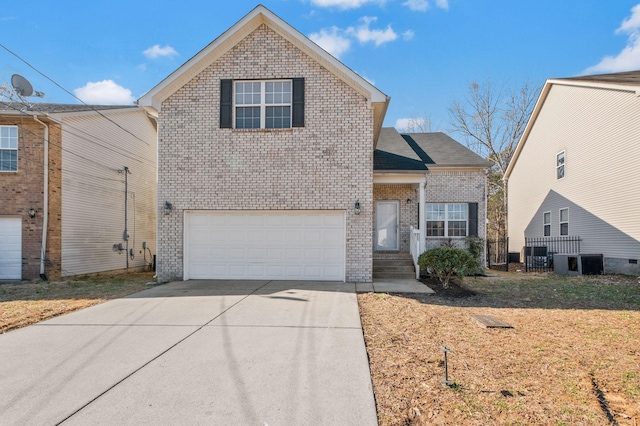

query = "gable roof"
[
  {"left": 374, "top": 128, "right": 490, "bottom": 172},
  {"left": 505, "top": 70, "right": 640, "bottom": 179},
  {"left": 137, "top": 5, "right": 389, "bottom": 142}
]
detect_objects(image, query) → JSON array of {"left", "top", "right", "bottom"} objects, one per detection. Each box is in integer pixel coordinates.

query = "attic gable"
[{"left": 138, "top": 5, "right": 389, "bottom": 142}]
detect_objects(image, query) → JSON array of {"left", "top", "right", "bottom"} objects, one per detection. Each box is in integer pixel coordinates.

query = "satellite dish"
[{"left": 11, "top": 74, "right": 34, "bottom": 97}]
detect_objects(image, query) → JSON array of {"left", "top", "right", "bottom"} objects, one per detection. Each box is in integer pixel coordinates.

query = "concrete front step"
[
  {"left": 373, "top": 271, "right": 416, "bottom": 279},
  {"left": 373, "top": 255, "right": 416, "bottom": 279}
]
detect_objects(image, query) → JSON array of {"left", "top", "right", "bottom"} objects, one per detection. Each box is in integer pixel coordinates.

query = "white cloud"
[
  {"left": 310, "top": 0, "right": 385, "bottom": 10},
  {"left": 395, "top": 117, "right": 427, "bottom": 131},
  {"left": 403, "top": 30, "right": 415, "bottom": 41},
  {"left": 74, "top": 80, "right": 135, "bottom": 105},
  {"left": 403, "top": 0, "right": 429, "bottom": 12},
  {"left": 402, "top": 0, "right": 448, "bottom": 11},
  {"left": 585, "top": 4, "right": 640, "bottom": 73},
  {"left": 309, "top": 27, "right": 351, "bottom": 58},
  {"left": 347, "top": 16, "right": 398, "bottom": 46},
  {"left": 143, "top": 44, "right": 178, "bottom": 59}
]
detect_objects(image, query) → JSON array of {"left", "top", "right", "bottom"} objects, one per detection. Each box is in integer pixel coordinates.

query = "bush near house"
[{"left": 418, "top": 246, "right": 478, "bottom": 288}]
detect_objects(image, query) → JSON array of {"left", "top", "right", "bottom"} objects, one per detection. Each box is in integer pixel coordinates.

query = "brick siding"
[
  {"left": 0, "top": 117, "right": 62, "bottom": 280},
  {"left": 156, "top": 24, "right": 374, "bottom": 282}
]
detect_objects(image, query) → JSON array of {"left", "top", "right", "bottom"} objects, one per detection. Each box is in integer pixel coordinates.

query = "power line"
[
  {"left": 0, "top": 101, "right": 154, "bottom": 172},
  {"left": 0, "top": 41, "right": 151, "bottom": 146}
]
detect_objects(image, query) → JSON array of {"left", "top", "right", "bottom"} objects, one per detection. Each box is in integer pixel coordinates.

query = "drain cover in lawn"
[{"left": 471, "top": 315, "right": 513, "bottom": 328}]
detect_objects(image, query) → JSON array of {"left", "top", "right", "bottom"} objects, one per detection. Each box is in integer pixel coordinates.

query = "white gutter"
[{"left": 33, "top": 116, "right": 49, "bottom": 280}]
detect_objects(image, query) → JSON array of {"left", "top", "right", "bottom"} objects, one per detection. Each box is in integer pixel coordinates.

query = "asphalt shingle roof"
[
  {"left": 561, "top": 70, "right": 640, "bottom": 86},
  {"left": 374, "top": 128, "right": 490, "bottom": 171}
]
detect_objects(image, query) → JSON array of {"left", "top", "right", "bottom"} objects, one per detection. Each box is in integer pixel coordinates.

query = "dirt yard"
[
  {"left": 0, "top": 272, "right": 154, "bottom": 333},
  {"left": 359, "top": 272, "right": 640, "bottom": 425}
]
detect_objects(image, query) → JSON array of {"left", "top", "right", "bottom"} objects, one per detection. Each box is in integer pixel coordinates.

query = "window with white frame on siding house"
[
  {"left": 556, "top": 150, "right": 565, "bottom": 179},
  {"left": 0, "top": 125, "right": 18, "bottom": 172},
  {"left": 543, "top": 211, "right": 551, "bottom": 236},
  {"left": 426, "top": 203, "right": 478, "bottom": 238},
  {"left": 559, "top": 208, "right": 569, "bottom": 236}
]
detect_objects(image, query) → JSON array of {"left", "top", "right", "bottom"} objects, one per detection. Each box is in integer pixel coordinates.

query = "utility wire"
[
  {"left": 25, "top": 103, "right": 156, "bottom": 167},
  {"left": 0, "top": 101, "right": 134, "bottom": 172},
  {"left": 0, "top": 41, "right": 150, "bottom": 146}
]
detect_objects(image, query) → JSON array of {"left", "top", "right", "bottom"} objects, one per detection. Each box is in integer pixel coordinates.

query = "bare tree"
[{"left": 449, "top": 80, "right": 539, "bottom": 241}]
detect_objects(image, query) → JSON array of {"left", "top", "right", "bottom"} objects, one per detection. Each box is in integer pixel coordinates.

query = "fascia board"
[
  {"left": 547, "top": 78, "right": 640, "bottom": 96},
  {"left": 373, "top": 172, "right": 426, "bottom": 184}
]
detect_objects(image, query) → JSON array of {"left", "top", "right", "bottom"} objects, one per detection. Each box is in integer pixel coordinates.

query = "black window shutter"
[
  {"left": 292, "top": 78, "right": 304, "bottom": 127},
  {"left": 220, "top": 79, "right": 232, "bottom": 128},
  {"left": 468, "top": 202, "right": 478, "bottom": 237}
]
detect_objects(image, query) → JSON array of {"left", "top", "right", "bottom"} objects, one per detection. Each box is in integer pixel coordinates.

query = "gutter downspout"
[
  {"left": 418, "top": 177, "right": 426, "bottom": 279},
  {"left": 33, "top": 116, "right": 49, "bottom": 281}
]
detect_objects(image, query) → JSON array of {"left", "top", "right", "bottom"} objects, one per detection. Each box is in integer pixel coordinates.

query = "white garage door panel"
[
  {"left": 0, "top": 218, "right": 22, "bottom": 280},
  {"left": 185, "top": 211, "right": 345, "bottom": 281}
]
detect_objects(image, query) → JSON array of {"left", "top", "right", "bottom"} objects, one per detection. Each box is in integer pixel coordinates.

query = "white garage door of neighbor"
[
  {"left": 185, "top": 211, "right": 345, "bottom": 281},
  {"left": 0, "top": 217, "right": 22, "bottom": 280}
]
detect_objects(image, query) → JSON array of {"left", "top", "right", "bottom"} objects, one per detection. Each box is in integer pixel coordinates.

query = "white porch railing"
[{"left": 410, "top": 226, "right": 421, "bottom": 279}]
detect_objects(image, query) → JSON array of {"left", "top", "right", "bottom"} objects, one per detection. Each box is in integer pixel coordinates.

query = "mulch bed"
[{"left": 419, "top": 276, "right": 477, "bottom": 298}]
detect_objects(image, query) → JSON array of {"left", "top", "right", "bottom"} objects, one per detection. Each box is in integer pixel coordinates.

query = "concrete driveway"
[{"left": 0, "top": 280, "right": 378, "bottom": 425}]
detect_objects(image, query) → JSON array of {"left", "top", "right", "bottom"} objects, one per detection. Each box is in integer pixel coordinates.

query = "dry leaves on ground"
[
  {"left": 0, "top": 272, "right": 154, "bottom": 333},
  {"left": 359, "top": 273, "right": 640, "bottom": 425}
]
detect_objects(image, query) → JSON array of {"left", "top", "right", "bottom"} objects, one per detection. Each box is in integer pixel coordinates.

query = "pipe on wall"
[{"left": 33, "top": 115, "right": 49, "bottom": 281}]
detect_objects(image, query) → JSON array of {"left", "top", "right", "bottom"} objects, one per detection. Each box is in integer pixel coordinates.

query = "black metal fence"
[
  {"left": 524, "top": 236, "right": 581, "bottom": 272},
  {"left": 487, "top": 238, "right": 509, "bottom": 271}
]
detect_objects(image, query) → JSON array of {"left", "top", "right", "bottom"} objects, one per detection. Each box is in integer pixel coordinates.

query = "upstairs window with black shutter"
[{"left": 220, "top": 78, "right": 304, "bottom": 129}]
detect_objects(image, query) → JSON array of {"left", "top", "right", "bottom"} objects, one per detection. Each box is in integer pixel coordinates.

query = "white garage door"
[
  {"left": 0, "top": 217, "right": 22, "bottom": 280},
  {"left": 185, "top": 210, "right": 345, "bottom": 281}
]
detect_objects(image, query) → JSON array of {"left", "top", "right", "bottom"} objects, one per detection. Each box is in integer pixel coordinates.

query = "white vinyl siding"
[
  {"left": 60, "top": 109, "right": 156, "bottom": 276},
  {"left": 184, "top": 210, "right": 345, "bottom": 281},
  {"left": 508, "top": 84, "right": 640, "bottom": 259}
]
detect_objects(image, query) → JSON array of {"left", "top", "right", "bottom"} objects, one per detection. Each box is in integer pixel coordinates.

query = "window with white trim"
[
  {"left": 0, "top": 125, "right": 18, "bottom": 172},
  {"left": 426, "top": 203, "right": 468, "bottom": 237},
  {"left": 235, "top": 80, "right": 292, "bottom": 129},
  {"left": 556, "top": 150, "right": 565, "bottom": 179},
  {"left": 559, "top": 208, "right": 569, "bottom": 236},
  {"left": 543, "top": 211, "right": 551, "bottom": 236}
]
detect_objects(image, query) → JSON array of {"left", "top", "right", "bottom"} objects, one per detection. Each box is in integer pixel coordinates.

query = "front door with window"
[{"left": 375, "top": 201, "right": 399, "bottom": 251}]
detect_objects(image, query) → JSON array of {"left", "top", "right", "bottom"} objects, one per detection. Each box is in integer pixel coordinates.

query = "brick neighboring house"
[
  {"left": 0, "top": 103, "right": 157, "bottom": 281},
  {"left": 139, "top": 5, "right": 489, "bottom": 283}
]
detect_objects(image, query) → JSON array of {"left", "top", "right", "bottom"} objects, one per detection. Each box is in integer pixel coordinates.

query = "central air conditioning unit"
[{"left": 553, "top": 254, "right": 603, "bottom": 275}]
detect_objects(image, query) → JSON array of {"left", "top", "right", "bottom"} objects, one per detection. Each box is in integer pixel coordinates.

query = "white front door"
[
  {"left": 375, "top": 201, "right": 399, "bottom": 251},
  {"left": 0, "top": 217, "right": 22, "bottom": 280}
]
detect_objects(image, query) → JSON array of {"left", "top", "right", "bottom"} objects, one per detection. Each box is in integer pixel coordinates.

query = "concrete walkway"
[{"left": 0, "top": 280, "right": 378, "bottom": 425}]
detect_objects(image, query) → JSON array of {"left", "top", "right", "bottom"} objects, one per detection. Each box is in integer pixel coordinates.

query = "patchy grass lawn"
[
  {"left": 0, "top": 272, "right": 155, "bottom": 333},
  {"left": 359, "top": 272, "right": 640, "bottom": 425}
]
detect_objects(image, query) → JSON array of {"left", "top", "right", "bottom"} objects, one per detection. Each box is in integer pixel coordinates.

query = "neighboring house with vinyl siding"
[
  {"left": 505, "top": 71, "right": 640, "bottom": 275},
  {"left": 139, "top": 5, "right": 489, "bottom": 283},
  {"left": 0, "top": 103, "right": 157, "bottom": 281}
]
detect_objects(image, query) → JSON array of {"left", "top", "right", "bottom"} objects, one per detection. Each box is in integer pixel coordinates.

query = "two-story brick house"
[
  {"left": 0, "top": 103, "right": 157, "bottom": 281},
  {"left": 139, "top": 5, "right": 489, "bottom": 283}
]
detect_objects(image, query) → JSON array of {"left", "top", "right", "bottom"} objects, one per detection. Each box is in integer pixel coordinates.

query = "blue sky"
[{"left": 2, "top": 1, "right": 640, "bottom": 130}]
